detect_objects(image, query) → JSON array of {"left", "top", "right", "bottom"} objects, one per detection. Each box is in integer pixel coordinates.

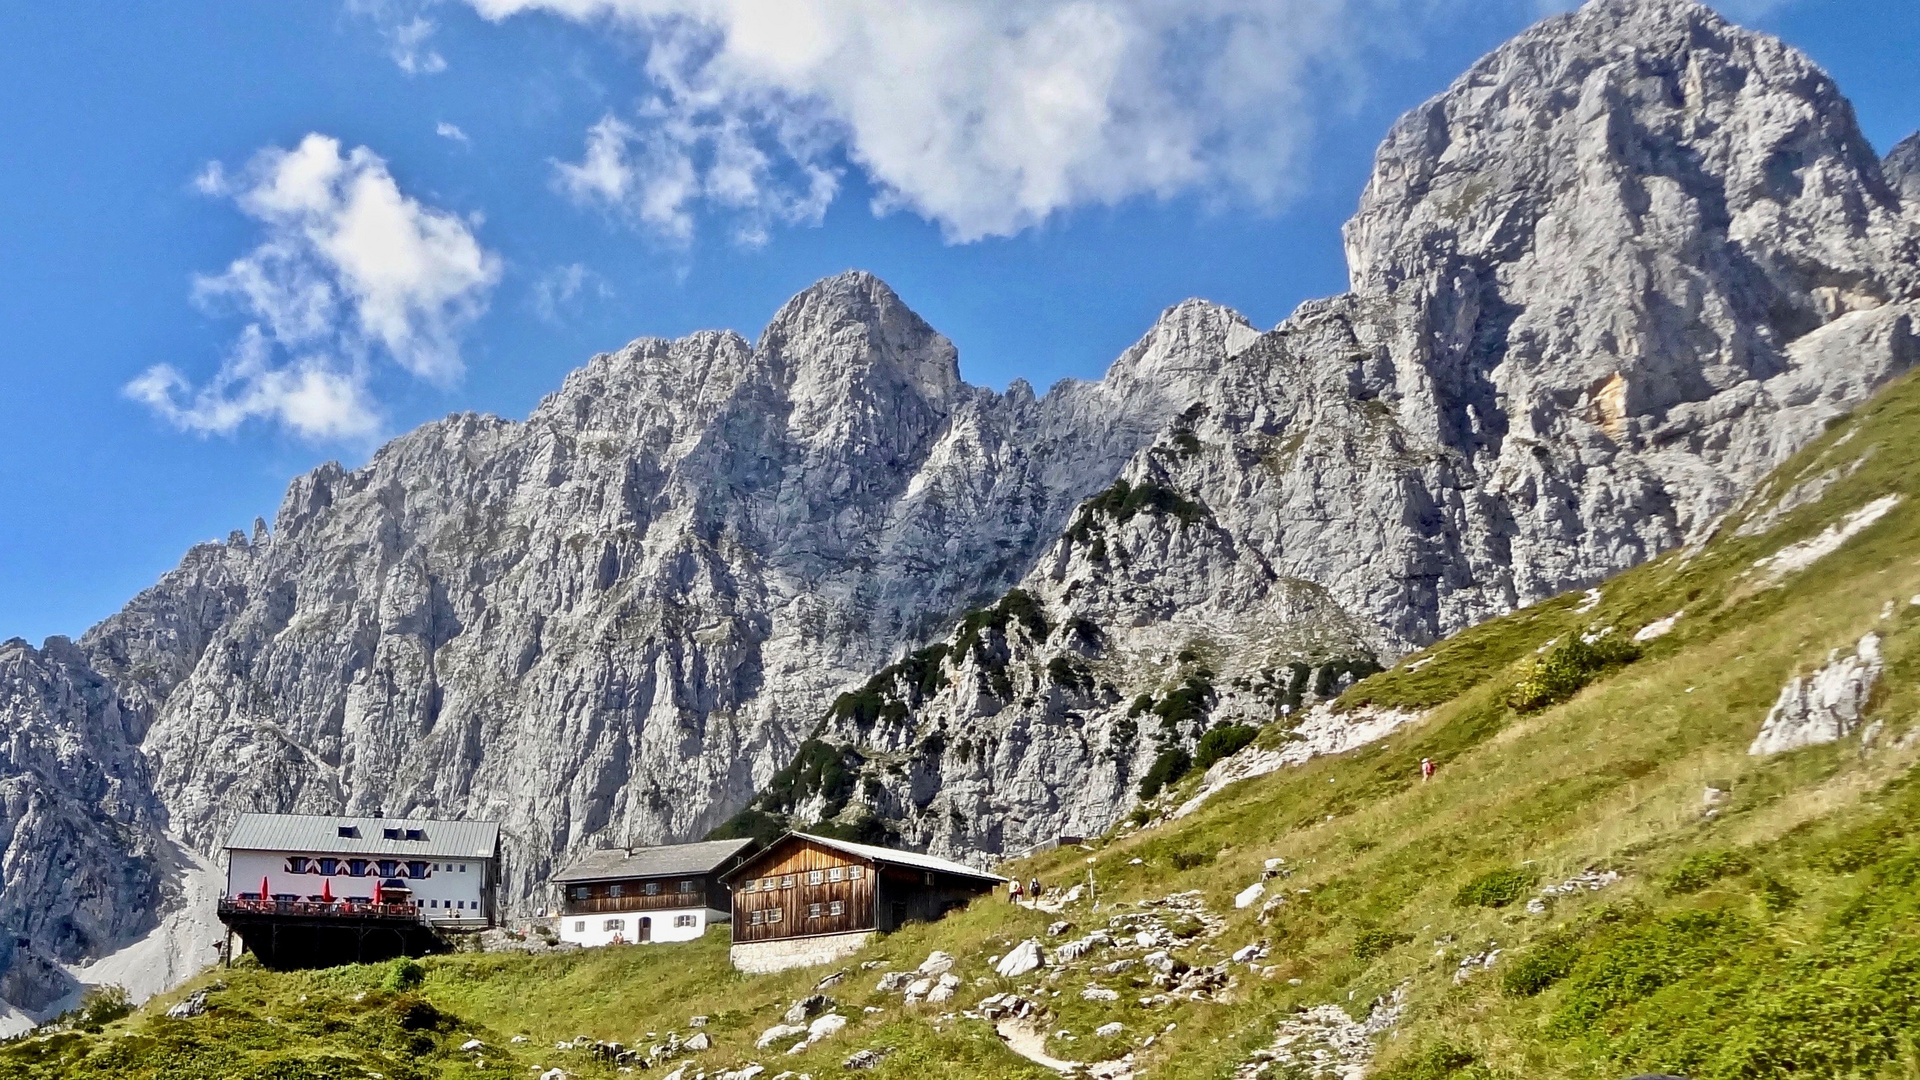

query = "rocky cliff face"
[
  {"left": 0, "top": 637, "right": 166, "bottom": 1014},
  {"left": 1888, "top": 133, "right": 1920, "bottom": 210},
  {"left": 90, "top": 274, "right": 1257, "bottom": 906},
  {"left": 0, "top": 0, "right": 1915, "bottom": 1008},
  {"left": 746, "top": 0, "right": 1920, "bottom": 857}
]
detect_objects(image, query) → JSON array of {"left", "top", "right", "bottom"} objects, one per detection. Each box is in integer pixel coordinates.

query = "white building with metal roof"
[
  {"left": 550, "top": 837, "right": 757, "bottom": 947},
  {"left": 223, "top": 813, "right": 502, "bottom": 930}
]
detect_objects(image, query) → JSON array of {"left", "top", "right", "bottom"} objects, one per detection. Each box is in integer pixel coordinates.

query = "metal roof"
[
  {"left": 725, "top": 832, "right": 1007, "bottom": 886},
  {"left": 550, "top": 838, "right": 757, "bottom": 884},
  {"left": 224, "top": 813, "right": 501, "bottom": 860}
]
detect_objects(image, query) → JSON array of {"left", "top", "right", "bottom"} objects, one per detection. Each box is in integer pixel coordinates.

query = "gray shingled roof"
[
  {"left": 551, "top": 838, "right": 756, "bottom": 884},
  {"left": 726, "top": 832, "right": 1007, "bottom": 886},
  {"left": 224, "top": 813, "right": 500, "bottom": 860}
]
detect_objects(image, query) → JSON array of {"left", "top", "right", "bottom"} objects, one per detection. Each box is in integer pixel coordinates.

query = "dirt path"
[{"left": 995, "top": 1020, "right": 1082, "bottom": 1074}]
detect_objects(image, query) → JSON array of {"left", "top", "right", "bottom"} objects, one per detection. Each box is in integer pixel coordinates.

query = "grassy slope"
[{"left": 15, "top": 370, "right": 1920, "bottom": 1080}]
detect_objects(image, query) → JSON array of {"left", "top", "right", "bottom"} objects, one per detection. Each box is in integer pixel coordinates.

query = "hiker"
[
  {"left": 1421, "top": 757, "right": 1436, "bottom": 781},
  {"left": 1028, "top": 876, "right": 1043, "bottom": 901},
  {"left": 1009, "top": 879, "right": 1022, "bottom": 903}
]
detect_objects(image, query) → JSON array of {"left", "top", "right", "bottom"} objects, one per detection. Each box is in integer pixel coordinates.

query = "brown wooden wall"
[
  {"left": 873, "top": 866, "right": 995, "bottom": 932},
  {"left": 559, "top": 874, "right": 717, "bottom": 915},
  {"left": 730, "top": 838, "right": 877, "bottom": 942}
]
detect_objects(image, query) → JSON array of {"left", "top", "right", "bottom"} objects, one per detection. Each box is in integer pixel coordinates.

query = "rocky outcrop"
[
  {"left": 1749, "top": 632, "right": 1884, "bottom": 755},
  {"left": 746, "top": 0, "right": 1920, "bottom": 856},
  {"left": 0, "top": 637, "right": 167, "bottom": 1015},
  {"left": 1887, "top": 133, "right": 1920, "bottom": 210}
]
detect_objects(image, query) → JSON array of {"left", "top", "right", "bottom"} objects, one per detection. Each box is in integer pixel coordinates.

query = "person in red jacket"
[{"left": 1421, "top": 757, "right": 1436, "bottom": 782}]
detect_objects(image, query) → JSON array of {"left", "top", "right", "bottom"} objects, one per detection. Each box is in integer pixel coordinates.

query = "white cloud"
[
  {"left": 132, "top": 134, "right": 501, "bottom": 440},
  {"left": 464, "top": 0, "right": 1420, "bottom": 243},
  {"left": 350, "top": 1, "right": 450, "bottom": 74},
  {"left": 531, "top": 262, "right": 612, "bottom": 323},
  {"left": 478, "top": 0, "right": 1803, "bottom": 245},
  {"left": 436, "top": 121, "right": 472, "bottom": 144}
]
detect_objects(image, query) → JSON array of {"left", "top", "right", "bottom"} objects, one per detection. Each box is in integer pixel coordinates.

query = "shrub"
[
  {"left": 1354, "top": 926, "right": 1414, "bottom": 960},
  {"left": 381, "top": 957, "right": 425, "bottom": 993},
  {"left": 1152, "top": 675, "right": 1216, "bottom": 730},
  {"left": 73, "top": 985, "right": 131, "bottom": 1030},
  {"left": 1502, "top": 936, "right": 1583, "bottom": 997},
  {"left": 1508, "top": 635, "right": 1641, "bottom": 713},
  {"left": 1548, "top": 909, "right": 1753, "bottom": 1035},
  {"left": 1454, "top": 867, "right": 1535, "bottom": 909},
  {"left": 1138, "top": 747, "right": 1193, "bottom": 799},
  {"left": 1193, "top": 724, "right": 1259, "bottom": 771},
  {"left": 1375, "top": 1042, "right": 1482, "bottom": 1080},
  {"left": 1664, "top": 850, "right": 1752, "bottom": 895}
]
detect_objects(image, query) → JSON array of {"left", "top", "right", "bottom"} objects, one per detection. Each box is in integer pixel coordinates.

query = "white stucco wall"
[
  {"left": 226, "top": 849, "right": 491, "bottom": 923},
  {"left": 556, "top": 907, "right": 724, "bottom": 947}
]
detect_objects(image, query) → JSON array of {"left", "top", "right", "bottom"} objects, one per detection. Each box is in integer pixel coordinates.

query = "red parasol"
[
  {"left": 260, "top": 876, "right": 271, "bottom": 901},
  {"left": 321, "top": 878, "right": 333, "bottom": 903}
]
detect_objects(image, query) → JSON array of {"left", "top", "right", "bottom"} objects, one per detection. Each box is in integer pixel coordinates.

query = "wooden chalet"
[
  {"left": 550, "top": 837, "right": 757, "bottom": 947},
  {"left": 721, "top": 832, "right": 1005, "bottom": 973}
]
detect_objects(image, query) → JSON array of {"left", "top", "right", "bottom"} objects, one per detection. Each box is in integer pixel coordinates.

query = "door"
[{"left": 639, "top": 917, "right": 652, "bottom": 942}]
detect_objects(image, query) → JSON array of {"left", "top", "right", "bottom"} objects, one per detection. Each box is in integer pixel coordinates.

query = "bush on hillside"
[
  {"left": 1501, "top": 935, "right": 1583, "bottom": 997},
  {"left": 1193, "top": 724, "right": 1259, "bottom": 771},
  {"left": 1138, "top": 747, "right": 1193, "bottom": 799},
  {"left": 1374, "top": 1041, "right": 1488, "bottom": 1080},
  {"left": 1508, "top": 634, "right": 1641, "bottom": 713},
  {"left": 1454, "top": 867, "right": 1535, "bottom": 909},
  {"left": 1664, "top": 850, "right": 1752, "bottom": 895},
  {"left": 72, "top": 985, "right": 131, "bottom": 1030},
  {"left": 1353, "top": 925, "right": 1414, "bottom": 960},
  {"left": 381, "top": 957, "right": 425, "bottom": 993}
]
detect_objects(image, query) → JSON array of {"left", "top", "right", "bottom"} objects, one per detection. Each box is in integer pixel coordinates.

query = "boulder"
[
  {"left": 995, "top": 939, "right": 1045, "bottom": 978},
  {"left": 756, "top": 1023, "right": 808, "bottom": 1049},
  {"left": 784, "top": 994, "right": 834, "bottom": 1025}
]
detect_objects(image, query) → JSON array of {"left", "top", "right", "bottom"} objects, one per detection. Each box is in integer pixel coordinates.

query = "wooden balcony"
[{"left": 559, "top": 892, "right": 706, "bottom": 916}]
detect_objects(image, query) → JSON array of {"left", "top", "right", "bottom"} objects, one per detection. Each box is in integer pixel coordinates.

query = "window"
[
  {"left": 675, "top": 914, "right": 698, "bottom": 928},
  {"left": 644, "top": 881, "right": 660, "bottom": 896},
  {"left": 603, "top": 918, "right": 624, "bottom": 932},
  {"left": 678, "top": 880, "right": 695, "bottom": 893},
  {"left": 829, "top": 901, "right": 844, "bottom": 916},
  {"left": 780, "top": 875, "right": 794, "bottom": 888},
  {"left": 337, "top": 826, "right": 358, "bottom": 838},
  {"left": 807, "top": 871, "right": 824, "bottom": 886},
  {"left": 575, "top": 920, "right": 585, "bottom": 933},
  {"left": 571, "top": 885, "right": 588, "bottom": 900},
  {"left": 767, "top": 909, "right": 781, "bottom": 923},
  {"left": 743, "top": 880, "right": 756, "bottom": 893},
  {"left": 807, "top": 903, "right": 823, "bottom": 919},
  {"left": 750, "top": 910, "right": 764, "bottom": 925},
  {"left": 608, "top": 884, "right": 624, "bottom": 898},
  {"left": 456, "top": 900, "right": 465, "bottom": 909},
  {"left": 404, "top": 829, "right": 424, "bottom": 841},
  {"left": 828, "top": 867, "right": 844, "bottom": 882},
  {"left": 459, "top": 864, "right": 467, "bottom": 872},
  {"left": 383, "top": 828, "right": 402, "bottom": 840},
  {"left": 849, "top": 866, "right": 864, "bottom": 880}
]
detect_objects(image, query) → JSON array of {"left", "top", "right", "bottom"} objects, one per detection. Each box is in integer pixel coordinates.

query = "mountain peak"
[{"left": 760, "top": 270, "right": 963, "bottom": 410}]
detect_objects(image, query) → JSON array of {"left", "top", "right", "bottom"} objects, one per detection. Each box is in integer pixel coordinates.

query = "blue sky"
[{"left": 1, "top": 0, "right": 1914, "bottom": 642}]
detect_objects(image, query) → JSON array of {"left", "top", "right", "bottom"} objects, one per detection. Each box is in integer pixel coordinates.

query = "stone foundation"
[{"left": 730, "top": 931, "right": 876, "bottom": 974}]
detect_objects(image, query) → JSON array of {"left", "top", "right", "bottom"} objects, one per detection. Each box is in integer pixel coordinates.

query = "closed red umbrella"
[
  {"left": 260, "top": 876, "right": 271, "bottom": 902},
  {"left": 321, "top": 878, "right": 333, "bottom": 903}
]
